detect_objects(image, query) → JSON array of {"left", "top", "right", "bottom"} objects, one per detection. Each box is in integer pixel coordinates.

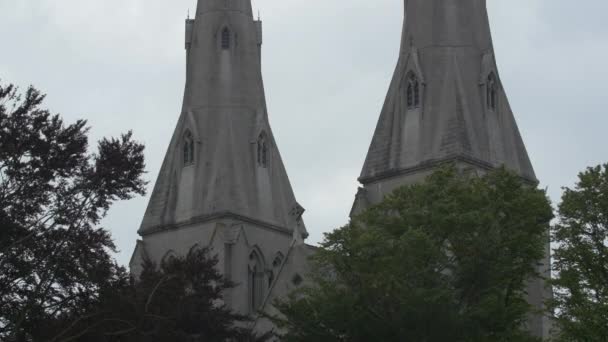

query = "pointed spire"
[
  {"left": 356, "top": 2, "right": 548, "bottom": 337},
  {"left": 183, "top": 0, "right": 260, "bottom": 110},
  {"left": 139, "top": 0, "right": 306, "bottom": 239},
  {"left": 359, "top": 0, "right": 535, "bottom": 185}
]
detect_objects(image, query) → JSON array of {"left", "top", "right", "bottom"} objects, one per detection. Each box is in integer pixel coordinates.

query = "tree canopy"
[
  {"left": 56, "top": 247, "right": 259, "bottom": 342},
  {"left": 551, "top": 164, "right": 608, "bottom": 341},
  {"left": 0, "top": 81, "right": 269, "bottom": 342},
  {"left": 272, "top": 166, "right": 553, "bottom": 342},
  {"left": 0, "top": 82, "right": 146, "bottom": 341}
]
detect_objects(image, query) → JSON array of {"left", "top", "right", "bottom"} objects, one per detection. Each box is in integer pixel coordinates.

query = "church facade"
[{"left": 130, "top": 0, "right": 552, "bottom": 339}]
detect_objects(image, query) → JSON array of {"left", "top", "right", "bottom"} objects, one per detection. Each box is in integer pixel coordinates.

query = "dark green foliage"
[
  {"left": 551, "top": 164, "right": 608, "bottom": 341},
  {"left": 273, "top": 166, "right": 553, "bottom": 342},
  {"left": 0, "top": 82, "right": 147, "bottom": 341},
  {"left": 0, "top": 81, "right": 269, "bottom": 342},
  {"left": 55, "top": 247, "right": 256, "bottom": 342}
]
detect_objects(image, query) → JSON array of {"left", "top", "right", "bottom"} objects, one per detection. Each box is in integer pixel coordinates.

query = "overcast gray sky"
[{"left": 1, "top": 0, "right": 607, "bottom": 266}]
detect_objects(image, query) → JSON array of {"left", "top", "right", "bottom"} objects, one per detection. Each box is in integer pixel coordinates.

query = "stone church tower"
[
  {"left": 130, "top": 0, "right": 309, "bottom": 316},
  {"left": 351, "top": 0, "right": 552, "bottom": 338},
  {"left": 131, "top": 0, "right": 552, "bottom": 338}
]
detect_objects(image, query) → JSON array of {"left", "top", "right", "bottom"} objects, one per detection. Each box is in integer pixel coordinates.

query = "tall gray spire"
[
  {"left": 354, "top": 1, "right": 551, "bottom": 338},
  {"left": 359, "top": 0, "right": 535, "bottom": 185},
  {"left": 138, "top": 0, "right": 306, "bottom": 238}
]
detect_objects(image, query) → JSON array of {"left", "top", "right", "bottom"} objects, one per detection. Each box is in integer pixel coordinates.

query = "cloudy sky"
[{"left": 1, "top": 0, "right": 607, "bottom": 266}]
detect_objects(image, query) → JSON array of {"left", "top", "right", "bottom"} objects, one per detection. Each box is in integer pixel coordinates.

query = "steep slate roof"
[
  {"left": 139, "top": 0, "right": 306, "bottom": 236},
  {"left": 360, "top": 0, "right": 536, "bottom": 184}
]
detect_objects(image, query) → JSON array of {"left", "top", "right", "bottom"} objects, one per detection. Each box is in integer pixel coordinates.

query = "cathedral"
[{"left": 129, "top": 0, "right": 552, "bottom": 338}]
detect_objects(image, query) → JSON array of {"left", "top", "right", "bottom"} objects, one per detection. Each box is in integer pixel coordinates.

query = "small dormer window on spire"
[
  {"left": 487, "top": 73, "right": 498, "bottom": 111},
  {"left": 257, "top": 132, "right": 268, "bottom": 168},
  {"left": 183, "top": 131, "right": 195, "bottom": 166},
  {"left": 406, "top": 73, "right": 420, "bottom": 109},
  {"left": 221, "top": 27, "right": 231, "bottom": 50}
]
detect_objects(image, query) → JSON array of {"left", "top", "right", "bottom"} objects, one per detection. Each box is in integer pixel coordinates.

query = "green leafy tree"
[
  {"left": 55, "top": 247, "right": 262, "bottom": 342},
  {"left": 273, "top": 167, "right": 553, "bottom": 342},
  {"left": 0, "top": 82, "right": 147, "bottom": 341},
  {"left": 551, "top": 164, "right": 608, "bottom": 341}
]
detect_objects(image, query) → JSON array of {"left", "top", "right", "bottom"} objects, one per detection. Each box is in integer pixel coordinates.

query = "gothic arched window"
[
  {"left": 248, "top": 251, "right": 264, "bottom": 312},
  {"left": 221, "top": 27, "right": 231, "bottom": 50},
  {"left": 183, "top": 131, "right": 195, "bottom": 166},
  {"left": 257, "top": 132, "right": 268, "bottom": 168},
  {"left": 292, "top": 273, "right": 303, "bottom": 287},
  {"left": 487, "top": 73, "right": 498, "bottom": 111},
  {"left": 272, "top": 253, "right": 284, "bottom": 268},
  {"left": 161, "top": 250, "right": 177, "bottom": 266},
  {"left": 406, "top": 73, "right": 420, "bottom": 109}
]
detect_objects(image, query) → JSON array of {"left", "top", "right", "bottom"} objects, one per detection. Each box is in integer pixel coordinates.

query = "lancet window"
[
  {"left": 248, "top": 251, "right": 264, "bottom": 312},
  {"left": 406, "top": 73, "right": 420, "bottom": 109},
  {"left": 183, "top": 131, "right": 195, "bottom": 166},
  {"left": 221, "top": 27, "right": 231, "bottom": 49},
  {"left": 487, "top": 72, "right": 498, "bottom": 111},
  {"left": 257, "top": 132, "right": 268, "bottom": 168}
]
